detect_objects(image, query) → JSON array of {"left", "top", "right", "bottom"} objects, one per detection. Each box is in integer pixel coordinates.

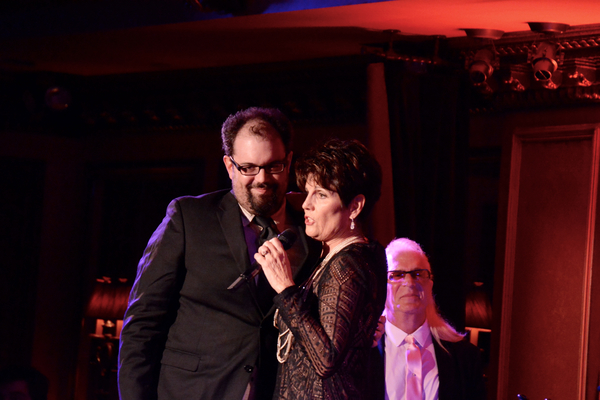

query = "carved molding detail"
[
  {"left": 458, "top": 25, "right": 600, "bottom": 111},
  {"left": 486, "top": 36, "right": 600, "bottom": 57}
]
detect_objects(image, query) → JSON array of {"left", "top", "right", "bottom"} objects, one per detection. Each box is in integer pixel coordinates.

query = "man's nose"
[
  {"left": 401, "top": 273, "right": 417, "bottom": 286},
  {"left": 253, "top": 168, "right": 269, "bottom": 182}
]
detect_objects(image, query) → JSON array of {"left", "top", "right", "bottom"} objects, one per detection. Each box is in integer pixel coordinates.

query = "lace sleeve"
[{"left": 273, "top": 248, "right": 372, "bottom": 378}]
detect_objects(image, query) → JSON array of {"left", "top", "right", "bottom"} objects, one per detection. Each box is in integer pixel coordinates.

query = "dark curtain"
[
  {"left": 0, "top": 159, "right": 45, "bottom": 366},
  {"left": 385, "top": 60, "right": 470, "bottom": 329}
]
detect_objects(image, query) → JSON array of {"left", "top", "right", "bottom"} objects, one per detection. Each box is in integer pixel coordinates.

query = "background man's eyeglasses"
[
  {"left": 229, "top": 156, "right": 286, "bottom": 176},
  {"left": 387, "top": 269, "right": 433, "bottom": 283}
]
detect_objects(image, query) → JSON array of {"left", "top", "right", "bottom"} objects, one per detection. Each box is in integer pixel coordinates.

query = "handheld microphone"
[{"left": 227, "top": 229, "right": 297, "bottom": 290}]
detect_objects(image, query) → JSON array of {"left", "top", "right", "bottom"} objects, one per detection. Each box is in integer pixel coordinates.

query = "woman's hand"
[{"left": 255, "top": 237, "right": 295, "bottom": 294}]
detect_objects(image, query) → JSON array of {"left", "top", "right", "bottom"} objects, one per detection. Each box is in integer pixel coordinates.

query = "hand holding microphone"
[{"left": 227, "top": 229, "right": 297, "bottom": 290}]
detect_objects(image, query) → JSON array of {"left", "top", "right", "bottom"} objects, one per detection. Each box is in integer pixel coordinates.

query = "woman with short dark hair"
[{"left": 255, "top": 138, "right": 388, "bottom": 400}]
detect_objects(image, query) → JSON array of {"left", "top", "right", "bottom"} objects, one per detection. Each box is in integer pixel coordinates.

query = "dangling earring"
[{"left": 350, "top": 217, "right": 355, "bottom": 230}]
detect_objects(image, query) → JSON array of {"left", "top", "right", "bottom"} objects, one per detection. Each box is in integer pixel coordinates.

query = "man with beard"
[{"left": 118, "top": 107, "right": 321, "bottom": 400}]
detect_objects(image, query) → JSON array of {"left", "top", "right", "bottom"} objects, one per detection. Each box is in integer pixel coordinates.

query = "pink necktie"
[{"left": 405, "top": 335, "right": 422, "bottom": 399}]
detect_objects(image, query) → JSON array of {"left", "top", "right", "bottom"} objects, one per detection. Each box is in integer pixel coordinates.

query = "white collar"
[{"left": 386, "top": 319, "right": 432, "bottom": 348}]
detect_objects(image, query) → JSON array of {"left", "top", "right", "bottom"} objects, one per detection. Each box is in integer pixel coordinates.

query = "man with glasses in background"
[
  {"left": 118, "top": 107, "right": 320, "bottom": 400},
  {"left": 369, "top": 238, "right": 486, "bottom": 400}
]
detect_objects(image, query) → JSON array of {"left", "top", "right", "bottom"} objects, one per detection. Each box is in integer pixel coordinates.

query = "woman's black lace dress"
[{"left": 272, "top": 241, "right": 387, "bottom": 400}]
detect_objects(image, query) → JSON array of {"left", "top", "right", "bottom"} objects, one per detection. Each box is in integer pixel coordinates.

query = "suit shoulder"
[
  {"left": 441, "top": 337, "right": 482, "bottom": 360},
  {"left": 172, "top": 189, "right": 232, "bottom": 208}
]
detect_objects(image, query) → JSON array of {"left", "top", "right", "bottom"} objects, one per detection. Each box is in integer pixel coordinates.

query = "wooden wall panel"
[{"left": 497, "top": 125, "right": 599, "bottom": 400}]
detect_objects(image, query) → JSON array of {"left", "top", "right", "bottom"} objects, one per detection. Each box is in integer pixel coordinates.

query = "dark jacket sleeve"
[{"left": 118, "top": 198, "right": 186, "bottom": 400}]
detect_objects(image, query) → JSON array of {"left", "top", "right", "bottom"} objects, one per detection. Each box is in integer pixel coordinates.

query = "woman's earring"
[{"left": 350, "top": 217, "right": 355, "bottom": 230}]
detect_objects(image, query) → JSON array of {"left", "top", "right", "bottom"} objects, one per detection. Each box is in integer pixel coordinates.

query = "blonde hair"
[{"left": 386, "top": 238, "right": 465, "bottom": 349}]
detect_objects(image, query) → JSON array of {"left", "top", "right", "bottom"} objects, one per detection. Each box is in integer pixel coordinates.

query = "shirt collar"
[{"left": 385, "top": 319, "right": 432, "bottom": 348}]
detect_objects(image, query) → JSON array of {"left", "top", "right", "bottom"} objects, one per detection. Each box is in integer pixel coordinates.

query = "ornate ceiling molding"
[{"left": 452, "top": 24, "right": 600, "bottom": 111}]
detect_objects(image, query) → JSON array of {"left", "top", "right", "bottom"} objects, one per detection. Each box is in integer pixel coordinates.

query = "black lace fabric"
[{"left": 272, "top": 242, "right": 387, "bottom": 400}]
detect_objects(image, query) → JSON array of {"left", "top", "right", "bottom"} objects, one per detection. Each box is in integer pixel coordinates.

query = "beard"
[{"left": 245, "top": 182, "right": 284, "bottom": 216}]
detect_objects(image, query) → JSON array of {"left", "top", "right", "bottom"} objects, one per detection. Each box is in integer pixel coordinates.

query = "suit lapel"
[
  {"left": 433, "top": 339, "right": 458, "bottom": 400},
  {"left": 376, "top": 333, "right": 462, "bottom": 400},
  {"left": 217, "top": 191, "right": 252, "bottom": 275},
  {"left": 217, "top": 192, "right": 270, "bottom": 320},
  {"left": 217, "top": 192, "right": 321, "bottom": 318}
]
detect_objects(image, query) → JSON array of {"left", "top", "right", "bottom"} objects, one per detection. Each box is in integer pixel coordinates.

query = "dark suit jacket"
[
  {"left": 368, "top": 332, "right": 486, "bottom": 400},
  {"left": 118, "top": 189, "right": 321, "bottom": 400}
]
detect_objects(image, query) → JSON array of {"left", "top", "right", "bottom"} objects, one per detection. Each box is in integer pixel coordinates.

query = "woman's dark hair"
[
  {"left": 221, "top": 107, "right": 293, "bottom": 156},
  {"left": 295, "top": 138, "right": 382, "bottom": 222}
]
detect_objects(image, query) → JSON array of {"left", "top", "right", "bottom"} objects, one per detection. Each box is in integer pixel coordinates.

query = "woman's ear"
[{"left": 349, "top": 194, "right": 366, "bottom": 220}]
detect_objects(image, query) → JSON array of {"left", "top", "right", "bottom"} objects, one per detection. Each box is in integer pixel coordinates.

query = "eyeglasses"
[
  {"left": 387, "top": 269, "right": 433, "bottom": 283},
  {"left": 229, "top": 156, "right": 286, "bottom": 176}
]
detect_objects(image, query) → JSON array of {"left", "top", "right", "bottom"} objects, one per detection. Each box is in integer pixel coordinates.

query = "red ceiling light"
[
  {"left": 469, "top": 48, "right": 497, "bottom": 84},
  {"left": 527, "top": 22, "right": 570, "bottom": 82},
  {"left": 529, "top": 41, "right": 560, "bottom": 81},
  {"left": 461, "top": 28, "right": 504, "bottom": 86}
]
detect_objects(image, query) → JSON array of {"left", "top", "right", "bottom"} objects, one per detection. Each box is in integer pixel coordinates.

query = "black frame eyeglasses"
[
  {"left": 229, "top": 156, "right": 286, "bottom": 176},
  {"left": 387, "top": 269, "right": 433, "bottom": 283}
]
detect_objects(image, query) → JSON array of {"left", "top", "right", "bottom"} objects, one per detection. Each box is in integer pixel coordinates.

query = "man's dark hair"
[
  {"left": 0, "top": 365, "right": 49, "bottom": 400},
  {"left": 221, "top": 107, "right": 293, "bottom": 156}
]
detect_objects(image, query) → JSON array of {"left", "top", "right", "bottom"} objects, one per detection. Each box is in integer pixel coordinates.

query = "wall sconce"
[
  {"left": 85, "top": 277, "right": 131, "bottom": 338},
  {"left": 465, "top": 283, "right": 492, "bottom": 329},
  {"left": 465, "top": 281, "right": 492, "bottom": 361},
  {"left": 85, "top": 277, "right": 131, "bottom": 399},
  {"left": 44, "top": 86, "right": 71, "bottom": 111}
]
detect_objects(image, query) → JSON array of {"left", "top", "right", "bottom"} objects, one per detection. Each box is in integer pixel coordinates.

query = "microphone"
[{"left": 227, "top": 229, "right": 297, "bottom": 290}]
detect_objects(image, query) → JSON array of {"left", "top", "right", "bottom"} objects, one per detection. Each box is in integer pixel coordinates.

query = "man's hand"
[{"left": 372, "top": 315, "right": 386, "bottom": 347}]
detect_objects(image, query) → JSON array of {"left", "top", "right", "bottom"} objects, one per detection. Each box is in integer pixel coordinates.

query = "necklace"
[{"left": 274, "top": 235, "right": 367, "bottom": 363}]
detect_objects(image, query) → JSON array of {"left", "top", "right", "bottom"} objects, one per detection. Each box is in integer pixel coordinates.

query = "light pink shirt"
[{"left": 384, "top": 320, "right": 439, "bottom": 400}]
